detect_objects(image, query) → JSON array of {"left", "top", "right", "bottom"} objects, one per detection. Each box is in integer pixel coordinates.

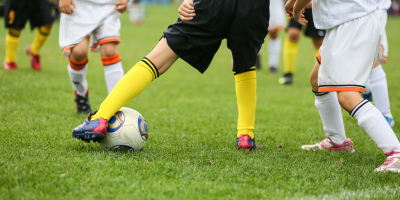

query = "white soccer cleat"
[
  {"left": 375, "top": 151, "right": 400, "bottom": 173},
  {"left": 301, "top": 134, "right": 355, "bottom": 152}
]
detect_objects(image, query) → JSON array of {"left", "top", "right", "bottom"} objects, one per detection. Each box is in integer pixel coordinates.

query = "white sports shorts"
[
  {"left": 317, "top": 10, "right": 381, "bottom": 93},
  {"left": 268, "top": 0, "right": 286, "bottom": 32},
  {"left": 59, "top": 0, "right": 121, "bottom": 57},
  {"left": 378, "top": 9, "right": 388, "bottom": 63}
]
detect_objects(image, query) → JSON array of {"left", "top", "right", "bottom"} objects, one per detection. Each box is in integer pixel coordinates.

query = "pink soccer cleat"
[
  {"left": 301, "top": 134, "right": 355, "bottom": 152},
  {"left": 375, "top": 151, "right": 400, "bottom": 173}
]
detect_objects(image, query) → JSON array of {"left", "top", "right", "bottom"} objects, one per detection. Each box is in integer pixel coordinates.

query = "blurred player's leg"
[
  {"left": 280, "top": 27, "right": 300, "bottom": 84},
  {"left": 27, "top": 24, "right": 52, "bottom": 71},
  {"left": 267, "top": 32, "right": 281, "bottom": 73},
  {"left": 362, "top": 9, "right": 394, "bottom": 127},
  {"left": 68, "top": 38, "right": 92, "bottom": 114},
  {"left": 264, "top": 0, "right": 285, "bottom": 73},
  {"left": 4, "top": 28, "right": 21, "bottom": 70},
  {"left": 100, "top": 43, "right": 124, "bottom": 93},
  {"left": 301, "top": 62, "right": 353, "bottom": 152},
  {"left": 128, "top": 0, "right": 145, "bottom": 25}
]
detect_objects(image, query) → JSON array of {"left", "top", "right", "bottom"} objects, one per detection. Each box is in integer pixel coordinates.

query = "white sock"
[
  {"left": 351, "top": 100, "right": 400, "bottom": 152},
  {"left": 104, "top": 61, "right": 124, "bottom": 93},
  {"left": 314, "top": 91, "right": 347, "bottom": 144},
  {"left": 267, "top": 37, "right": 281, "bottom": 67},
  {"left": 369, "top": 65, "right": 391, "bottom": 116},
  {"left": 68, "top": 63, "right": 88, "bottom": 97}
]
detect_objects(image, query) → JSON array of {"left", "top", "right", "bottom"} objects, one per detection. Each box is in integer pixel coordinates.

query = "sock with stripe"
[
  {"left": 351, "top": 100, "right": 400, "bottom": 152},
  {"left": 101, "top": 53, "right": 124, "bottom": 93},
  {"left": 5, "top": 28, "right": 21, "bottom": 63},
  {"left": 283, "top": 38, "right": 298, "bottom": 74},
  {"left": 369, "top": 65, "right": 391, "bottom": 116},
  {"left": 92, "top": 57, "right": 159, "bottom": 120},
  {"left": 314, "top": 91, "right": 347, "bottom": 144},
  {"left": 236, "top": 70, "right": 257, "bottom": 139},
  {"left": 267, "top": 37, "right": 281, "bottom": 67},
  {"left": 30, "top": 26, "right": 51, "bottom": 55},
  {"left": 68, "top": 56, "right": 89, "bottom": 97}
]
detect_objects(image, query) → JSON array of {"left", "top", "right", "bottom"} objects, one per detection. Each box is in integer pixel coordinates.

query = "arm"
[
  {"left": 59, "top": 0, "right": 76, "bottom": 15},
  {"left": 115, "top": 0, "right": 129, "bottom": 13},
  {"left": 178, "top": 0, "right": 195, "bottom": 22},
  {"left": 293, "top": 0, "right": 311, "bottom": 25}
]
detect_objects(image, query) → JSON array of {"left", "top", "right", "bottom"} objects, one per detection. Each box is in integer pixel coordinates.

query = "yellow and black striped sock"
[
  {"left": 314, "top": 49, "right": 320, "bottom": 59},
  {"left": 5, "top": 28, "right": 21, "bottom": 63},
  {"left": 235, "top": 70, "right": 257, "bottom": 139},
  {"left": 30, "top": 26, "right": 51, "bottom": 55},
  {"left": 92, "top": 57, "right": 159, "bottom": 120},
  {"left": 283, "top": 38, "right": 299, "bottom": 74}
]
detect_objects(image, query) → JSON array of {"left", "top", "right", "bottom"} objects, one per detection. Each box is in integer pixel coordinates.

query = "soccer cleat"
[
  {"left": 384, "top": 114, "right": 395, "bottom": 128},
  {"left": 3, "top": 61, "right": 18, "bottom": 71},
  {"left": 269, "top": 66, "right": 278, "bottom": 74},
  {"left": 237, "top": 135, "right": 259, "bottom": 150},
  {"left": 279, "top": 73, "right": 293, "bottom": 85},
  {"left": 72, "top": 112, "right": 108, "bottom": 143},
  {"left": 75, "top": 91, "right": 93, "bottom": 114},
  {"left": 301, "top": 134, "right": 355, "bottom": 152},
  {"left": 361, "top": 92, "right": 374, "bottom": 104},
  {"left": 26, "top": 46, "right": 41, "bottom": 71},
  {"left": 374, "top": 151, "right": 400, "bottom": 173}
]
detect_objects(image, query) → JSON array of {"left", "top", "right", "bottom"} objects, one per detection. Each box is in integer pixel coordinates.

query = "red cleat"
[
  {"left": 237, "top": 135, "right": 259, "bottom": 150},
  {"left": 26, "top": 46, "right": 41, "bottom": 71},
  {"left": 3, "top": 61, "right": 18, "bottom": 71}
]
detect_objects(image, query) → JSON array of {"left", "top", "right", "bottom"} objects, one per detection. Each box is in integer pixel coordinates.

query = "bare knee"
[
  {"left": 269, "top": 31, "right": 279, "bottom": 39},
  {"left": 100, "top": 43, "right": 118, "bottom": 58},
  {"left": 287, "top": 28, "right": 301, "bottom": 42},
  {"left": 337, "top": 91, "right": 364, "bottom": 112},
  {"left": 71, "top": 45, "right": 88, "bottom": 62},
  {"left": 42, "top": 23, "right": 53, "bottom": 30}
]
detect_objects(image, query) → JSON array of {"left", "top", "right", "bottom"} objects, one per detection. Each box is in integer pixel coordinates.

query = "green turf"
[{"left": 1, "top": 5, "right": 400, "bottom": 199}]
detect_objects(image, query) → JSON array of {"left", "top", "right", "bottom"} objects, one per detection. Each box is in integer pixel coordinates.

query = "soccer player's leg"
[
  {"left": 73, "top": 38, "right": 179, "bottom": 142},
  {"left": 27, "top": 0, "right": 55, "bottom": 71},
  {"left": 3, "top": 0, "right": 29, "bottom": 70},
  {"left": 318, "top": 11, "right": 400, "bottom": 172},
  {"left": 228, "top": 0, "right": 269, "bottom": 150},
  {"left": 363, "top": 12, "right": 394, "bottom": 127},
  {"left": 265, "top": 0, "right": 285, "bottom": 73},
  {"left": 99, "top": 42, "right": 124, "bottom": 94},
  {"left": 301, "top": 61, "right": 354, "bottom": 152},
  {"left": 280, "top": 23, "right": 300, "bottom": 85},
  {"left": 68, "top": 38, "right": 92, "bottom": 114}
]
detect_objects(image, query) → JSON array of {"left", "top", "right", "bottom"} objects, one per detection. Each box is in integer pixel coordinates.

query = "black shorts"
[
  {"left": 288, "top": 8, "right": 325, "bottom": 38},
  {"left": 163, "top": 0, "right": 269, "bottom": 74},
  {"left": 4, "top": 0, "right": 54, "bottom": 30}
]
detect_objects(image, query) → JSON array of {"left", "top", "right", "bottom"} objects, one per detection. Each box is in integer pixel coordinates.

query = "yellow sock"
[
  {"left": 30, "top": 26, "right": 51, "bottom": 55},
  {"left": 235, "top": 70, "right": 257, "bottom": 139},
  {"left": 92, "top": 58, "right": 159, "bottom": 120},
  {"left": 283, "top": 38, "right": 299, "bottom": 74},
  {"left": 314, "top": 49, "right": 320, "bottom": 58},
  {"left": 5, "top": 29, "right": 21, "bottom": 63}
]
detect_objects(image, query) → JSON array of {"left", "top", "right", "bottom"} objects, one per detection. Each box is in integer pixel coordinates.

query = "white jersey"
[
  {"left": 78, "top": 0, "right": 117, "bottom": 4},
  {"left": 312, "top": 0, "right": 378, "bottom": 29},
  {"left": 374, "top": 0, "right": 391, "bottom": 10}
]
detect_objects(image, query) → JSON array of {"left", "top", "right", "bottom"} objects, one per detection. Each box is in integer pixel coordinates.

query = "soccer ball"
[{"left": 100, "top": 107, "right": 148, "bottom": 152}]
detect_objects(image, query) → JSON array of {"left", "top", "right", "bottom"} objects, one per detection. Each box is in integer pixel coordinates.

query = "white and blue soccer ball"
[{"left": 100, "top": 107, "right": 148, "bottom": 152}]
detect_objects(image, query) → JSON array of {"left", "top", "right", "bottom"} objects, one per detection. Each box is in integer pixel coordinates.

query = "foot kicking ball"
[{"left": 100, "top": 107, "right": 148, "bottom": 152}]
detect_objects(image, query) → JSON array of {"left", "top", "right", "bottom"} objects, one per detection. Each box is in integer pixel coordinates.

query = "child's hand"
[
  {"left": 115, "top": 0, "right": 129, "bottom": 13},
  {"left": 59, "top": 0, "right": 76, "bottom": 15},
  {"left": 285, "top": 0, "right": 295, "bottom": 18},
  {"left": 178, "top": 0, "right": 195, "bottom": 22},
  {"left": 293, "top": 9, "right": 308, "bottom": 25}
]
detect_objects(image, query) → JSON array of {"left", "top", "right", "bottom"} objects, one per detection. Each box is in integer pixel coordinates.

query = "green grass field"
[{"left": 1, "top": 5, "right": 400, "bottom": 199}]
